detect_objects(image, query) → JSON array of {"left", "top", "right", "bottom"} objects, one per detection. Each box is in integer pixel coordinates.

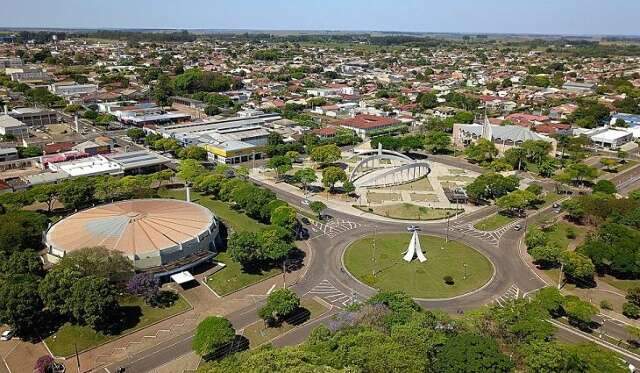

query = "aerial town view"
[{"left": 3, "top": 1, "right": 640, "bottom": 372}]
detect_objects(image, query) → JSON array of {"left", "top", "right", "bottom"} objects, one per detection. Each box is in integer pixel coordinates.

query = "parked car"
[
  {"left": 513, "top": 224, "right": 522, "bottom": 231},
  {"left": 1, "top": 330, "right": 14, "bottom": 341},
  {"left": 407, "top": 225, "right": 421, "bottom": 232},
  {"left": 301, "top": 199, "right": 310, "bottom": 206}
]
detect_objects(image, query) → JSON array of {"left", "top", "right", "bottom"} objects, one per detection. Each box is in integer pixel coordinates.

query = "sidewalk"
[{"left": 56, "top": 244, "right": 310, "bottom": 373}]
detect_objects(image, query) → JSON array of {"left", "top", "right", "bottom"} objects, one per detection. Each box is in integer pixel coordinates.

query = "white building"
[
  {"left": 50, "top": 83, "right": 99, "bottom": 97},
  {"left": 590, "top": 129, "right": 634, "bottom": 149}
]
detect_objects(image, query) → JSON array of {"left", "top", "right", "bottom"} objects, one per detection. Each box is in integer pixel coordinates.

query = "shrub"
[
  {"left": 623, "top": 302, "right": 640, "bottom": 319},
  {"left": 566, "top": 227, "right": 577, "bottom": 239},
  {"left": 443, "top": 275, "right": 455, "bottom": 285},
  {"left": 599, "top": 300, "right": 613, "bottom": 310}
]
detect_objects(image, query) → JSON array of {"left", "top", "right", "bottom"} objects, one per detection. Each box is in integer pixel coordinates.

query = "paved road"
[{"left": 99, "top": 176, "right": 639, "bottom": 372}]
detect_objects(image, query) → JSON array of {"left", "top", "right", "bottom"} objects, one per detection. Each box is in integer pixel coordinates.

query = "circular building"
[{"left": 45, "top": 199, "right": 219, "bottom": 273}]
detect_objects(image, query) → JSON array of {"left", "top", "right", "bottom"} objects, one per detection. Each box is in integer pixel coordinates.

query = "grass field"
[
  {"left": 437, "top": 175, "right": 475, "bottom": 184},
  {"left": 391, "top": 177, "right": 434, "bottom": 192},
  {"left": 206, "top": 252, "right": 282, "bottom": 296},
  {"left": 159, "top": 189, "right": 266, "bottom": 233},
  {"left": 243, "top": 298, "right": 328, "bottom": 347},
  {"left": 356, "top": 203, "right": 462, "bottom": 221},
  {"left": 473, "top": 214, "right": 515, "bottom": 231},
  {"left": 367, "top": 192, "right": 402, "bottom": 203},
  {"left": 344, "top": 233, "right": 493, "bottom": 298},
  {"left": 543, "top": 221, "right": 586, "bottom": 250},
  {"left": 45, "top": 295, "right": 190, "bottom": 357},
  {"left": 601, "top": 276, "right": 640, "bottom": 293},
  {"left": 409, "top": 193, "right": 439, "bottom": 202}
]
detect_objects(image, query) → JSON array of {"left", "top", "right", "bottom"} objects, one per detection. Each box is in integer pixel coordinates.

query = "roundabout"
[{"left": 343, "top": 233, "right": 494, "bottom": 299}]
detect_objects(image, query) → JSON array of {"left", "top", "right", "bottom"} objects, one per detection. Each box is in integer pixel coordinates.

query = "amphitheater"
[
  {"left": 44, "top": 199, "right": 219, "bottom": 273},
  {"left": 349, "top": 145, "right": 431, "bottom": 188}
]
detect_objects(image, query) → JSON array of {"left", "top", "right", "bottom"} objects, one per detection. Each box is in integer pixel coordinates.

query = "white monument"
[{"left": 403, "top": 230, "right": 427, "bottom": 262}]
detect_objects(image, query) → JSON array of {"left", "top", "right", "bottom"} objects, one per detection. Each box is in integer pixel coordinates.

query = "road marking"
[
  {"left": 266, "top": 284, "right": 276, "bottom": 295},
  {"left": 308, "top": 280, "right": 355, "bottom": 308}
]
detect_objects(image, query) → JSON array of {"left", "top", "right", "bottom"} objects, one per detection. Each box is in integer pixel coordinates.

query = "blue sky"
[{"left": 3, "top": 0, "right": 639, "bottom": 36}]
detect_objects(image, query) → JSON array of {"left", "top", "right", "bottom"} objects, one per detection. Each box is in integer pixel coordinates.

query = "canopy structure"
[
  {"left": 403, "top": 230, "right": 427, "bottom": 263},
  {"left": 171, "top": 271, "right": 196, "bottom": 285}
]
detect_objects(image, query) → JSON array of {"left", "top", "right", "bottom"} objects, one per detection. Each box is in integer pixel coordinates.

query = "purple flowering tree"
[
  {"left": 127, "top": 273, "right": 160, "bottom": 304},
  {"left": 34, "top": 355, "right": 54, "bottom": 373}
]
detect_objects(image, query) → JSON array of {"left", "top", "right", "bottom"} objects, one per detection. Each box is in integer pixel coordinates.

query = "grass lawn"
[
  {"left": 392, "top": 177, "right": 434, "bottom": 191},
  {"left": 243, "top": 298, "right": 328, "bottom": 347},
  {"left": 601, "top": 275, "right": 640, "bottom": 293},
  {"left": 159, "top": 189, "right": 266, "bottom": 233},
  {"left": 437, "top": 175, "right": 475, "bottom": 184},
  {"left": 541, "top": 192, "right": 562, "bottom": 208},
  {"left": 45, "top": 295, "right": 190, "bottom": 357},
  {"left": 356, "top": 203, "right": 462, "bottom": 221},
  {"left": 448, "top": 169, "right": 467, "bottom": 175},
  {"left": 543, "top": 221, "right": 586, "bottom": 250},
  {"left": 409, "top": 193, "right": 439, "bottom": 202},
  {"left": 473, "top": 214, "right": 515, "bottom": 231},
  {"left": 206, "top": 252, "right": 281, "bottom": 296},
  {"left": 367, "top": 192, "right": 402, "bottom": 203},
  {"left": 344, "top": 233, "right": 493, "bottom": 298}
]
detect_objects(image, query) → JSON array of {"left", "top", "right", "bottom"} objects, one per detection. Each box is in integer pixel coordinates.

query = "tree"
[
  {"left": 153, "top": 73, "right": 173, "bottom": 106},
  {"left": 504, "top": 147, "right": 528, "bottom": 171},
  {"left": 258, "top": 288, "right": 300, "bottom": 325},
  {"left": 258, "top": 226, "right": 293, "bottom": 263},
  {"left": 623, "top": 302, "right": 640, "bottom": 319},
  {"left": 432, "top": 333, "right": 513, "bottom": 373},
  {"left": 488, "top": 158, "right": 513, "bottom": 172},
  {"left": 58, "top": 246, "right": 133, "bottom": 284},
  {"left": 0, "top": 211, "right": 48, "bottom": 255},
  {"left": 322, "top": 166, "right": 348, "bottom": 192},
  {"left": 464, "top": 139, "right": 498, "bottom": 164},
  {"left": 1, "top": 250, "right": 43, "bottom": 277},
  {"left": 228, "top": 232, "right": 262, "bottom": 267},
  {"left": 627, "top": 287, "right": 640, "bottom": 307},
  {"left": 530, "top": 244, "right": 563, "bottom": 268},
  {"left": 179, "top": 146, "right": 208, "bottom": 161},
  {"left": 600, "top": 158, "right": 618, "bottom": 172},
  {"left": 310, "top": 144, "right": 341, "bottom": 166},
  {"left": 534, "top": 287, "right": 565, "bottom": 317},
  {"left": 0, "top": 276, "right": 43, "bottom": 336},
  {"left": 560, "top": 163, "right": 599, "bottom": 186},
  {"left": 423, "top": 131, "right": 451, "bottom": 154},
  {"left": 177, "top": 159, "right": 206, "bottom": 183},
  {"left": 39, "top": 266, "right": 82, "bottom": 316},
  {"left": 34, "top": 355, "right": 55, "bottom": 373},
  {"left": 18, "top": 145, "right": 43, "bottom": 158},
  {"left": 309, "top": 201, "right": 327, "bottom": 219},
  {"left": 127, "top": 273, "right": 160, "bottom": 305},
  {"left": 69, "top": 276, "right": 119, "bottom": 330},
  {"left": 294, "top": 168, "right": 317, "bottom": 193},
  {"left": 561, "top": 251, "right": 595, "bottom": 285},
  {"left": 563, "top": 296, "right": 597, "bottom": 329},
  {"left": 29, "top": 183, "right": 60, "bottom": 212},
  {"left": 270, "top": 205, "right": 297, "bottom": 231},
  {"left": 496, "top": 189, "right": 536, "bottom": 215},
  {"left": 465, "top": 173, "right": 519, "bottom": 201},
  {"left": 521, "top": 341, "right": 574, "bottom": 373},
  {"left": 592, "top": 179, "right": 616, "bottom": 194},
  {"left": 58, "top": 177, "right": 96, "bottom": 210},
  {"left": 267, "top": 155, "right": 293, "bottom": 181},
  {"left": 416, "top": 92, "right": 438, "bottom": 110},
  {"left": 193, "top": 316, "right": 236, "bottom": 357}
]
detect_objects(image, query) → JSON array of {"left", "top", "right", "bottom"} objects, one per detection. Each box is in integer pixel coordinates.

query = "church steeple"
[{"left": 481, "top": 114, "right": 493, "bottom": 140}]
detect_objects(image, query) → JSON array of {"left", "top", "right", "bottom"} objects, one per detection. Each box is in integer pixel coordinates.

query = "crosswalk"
[
  {"left": 493, "top": 284, "right": 522, "bottom": 307},
  {"left": 450, "top": 219, "right": 521, "bottom": 247},
  {"left": 307, "top": 218, "right": 362, "bottom": 239},
  {"left": 307, "top": 279, "right": 356, "bottom": 308}
]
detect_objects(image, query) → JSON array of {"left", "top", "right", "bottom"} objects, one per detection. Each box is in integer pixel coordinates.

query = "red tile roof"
[{"left": 340, "top": 115, "right": 401, "bottom": 130}]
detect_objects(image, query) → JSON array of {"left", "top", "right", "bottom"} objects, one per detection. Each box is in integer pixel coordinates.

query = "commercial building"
[
  {"left": 49, "top": 83, "right": 99, "bottom": 98},
  {"left": 0, "top": 147, "right": 18, "bottom": 162},
  {"left": 10, "top": 70, "right": 53, "bottom": 83},
  {"left": 562, "top": 81, "right": 597, "bottom": 93},
  {"left": 0, "top": 115, "right": 29, "bottom": 138},
  {"left": 43, "top": 150, "right": 170, "bottom": 178},
  {"left": 153, "top": 114, "right": 280, "bottom": 164},
  {"left": 339, "top": 114, "right": 406, "bottom": 139},
  {"left": 611, "top": 113, "right": 640, "bottom": 128},
  {"left": 9, "top": 108, "right": 58, "bottom": 127},
  {"left": 589, "top": 129, "right": 634, "bottom": 149},
  {"left": 44, "top": 199, "right": 220, "bottom": 275}
]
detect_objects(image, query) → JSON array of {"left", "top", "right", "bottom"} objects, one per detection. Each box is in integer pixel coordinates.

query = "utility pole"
[
  {"left": 372, "top": 224, "right": 377, "bottom": 276},
  {"left": 446, "top": 213, "right": 450, "bottom": 243},
  {"left": 557, "top": 263, "right": 564, "bottom": 290}
]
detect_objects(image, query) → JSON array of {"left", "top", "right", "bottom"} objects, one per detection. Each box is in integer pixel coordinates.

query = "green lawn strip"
[
  {"left": 473, "top": 213, "right": 515, "bottom": 231},
  {"left": 344, "top": 233, "right": 493, "bottom": 299},
  {"left": 601, "top": 275, "right": 640, "bottom": 293},
  {"left": 206, "top": 252, "right": 281, "bottom": 296},
  {"left": 45, "top": 295, "right": 190, "bottom": 357},
  {"left": 367, "top": 192, "right": 402, "bottom": 203},
  {"left": 355, "top": 203, "right": 462, "bottom": 221},
  {"left": 437, "top": 175, "right": 475, "bottom": 184},
  {"left": 159, "top": 189, "right": 266, "bottom": 233},
  {"left": 243, "top": 298, "right": 328, "bottom": 347},
  {"left": 392, "top": 177, "right": 434, "bottom": 191}
]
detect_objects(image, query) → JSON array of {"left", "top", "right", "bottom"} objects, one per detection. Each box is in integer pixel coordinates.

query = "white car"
[
  {"left": 0, "top": 330, "right": 14, "bottom": 341},
  {"left": 301, "top": 199, "right": 310, "bottom": 206},
  {"left": 407, "top": 225, "right": 421, "bottom": 232}
]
